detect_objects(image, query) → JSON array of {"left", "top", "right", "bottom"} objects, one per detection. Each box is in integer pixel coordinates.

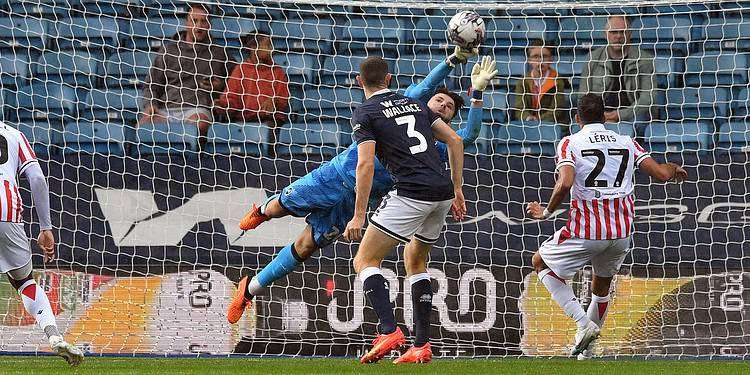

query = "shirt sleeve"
[
  {"left": 17, "top": 132, "right": 38, "bottom": 175},
  {"left": 352, "top": 110, "right": 375, "bottom": 144},
  {"left": 631, "top": 138, "right": 651, "bottom": 166},
  {"left": 555, "top": 136, "right": 575, "bottom": 171},
  {"left": 426, "top": 106, "right": 442, "bottom": 127}
]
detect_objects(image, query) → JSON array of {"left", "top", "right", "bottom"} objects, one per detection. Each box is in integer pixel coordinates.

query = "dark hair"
[
  {"left": 436, "top": 86, "right": 464, "bottom": 120},
  {"left": 241, "top": 31, "right": 271, "bottom": 49},
  {"left": 359, "top": 56, "right": 390, "bottom": 88},
  {"left": 526, "top": 39, "right": 556, "bottom": 57},
  {"left": 577, "top": 93, "right": 605, "bottom": 124},
  {"left": 187, "top": 3, "right": 211, "bottom": 15}
]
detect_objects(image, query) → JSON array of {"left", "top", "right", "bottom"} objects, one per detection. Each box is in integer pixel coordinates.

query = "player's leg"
[
  {"left": 534, "top": 229, "right": 600, "bottom": 355},
  {"left": 394, "top": 199, "right": 450, "bottom": 364}
]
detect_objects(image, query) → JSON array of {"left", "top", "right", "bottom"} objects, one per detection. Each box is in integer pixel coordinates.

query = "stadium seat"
[
  {"left": 206, "top": 122, "right": 269, "bottom": 156},
  {"left": 270, "top": 19, "right": 334, "bottom": 55},
  {"left": 684, "top": 52, "right": 749, "bottom": 87},
  {"left": 144, "top": 0, "right": 190, "bottom": 18},
  {"left": 732, "top": 87, "right": 750, "bottom": 119},
  {"left": 645, "top": 120, "right": 712, "bottom": 153},
  {"left": 277, "top": 121, "right": 342, "bottom": 157},
  {"left": 558, "top": 16, "right": 609, "bottom": 52},
  {"left": 63, "top": 120, "right": 126, "bottom": 155},
  {"left": 393, "top": 54, "right": 446, "bottom": 88},
  {"left": 718, "top": 120, "right": 750, "bottom": 152},
  {"left": 122, "top": 18, "right": 182, "bottom": 51},
  {"left": 665, "top": 87, "right": 730, "bottom": 122},
  {"left": 6, "top": 82, "right": 78, "bottom": 127},
  {"left": 652, "top": 55, "right": 682, "bottom": 89},
  {"left": 320, "top": 55, "right": 371, "bottom": 86},
  {"left": 335, "top": 17, "right": 408, "bottom": 53},
  {"left": 210, "top": 17, "right": 257, "bottom": 49},
  {"left": 216, "top": 1, "right": 284, "bottom": 22},
  {"left": 295, "top": 87, "right": 363, "bottom": 121},
  {"left": 569, "top": 122, "right": 636, "bottom": 137},
  {"left": 483, "top": 91, "right": 509, "bottom": 125},
  {"left": 8, "top": 0, "right": 69, "bottom": 17},
  {"left": 495, "top": 121, "right": 561, "bottom": 156},
  {"left": 13, "top": 121, "right": 58, "bottom": 157},
  {"left": 102, "top": 50, "right": 155, "bottom": 89},
  {"left": 35, "top": 51, "right": 101, "bottom": 87},
  {"left": 488, "top": 50, "right": 526, "bottom": 91},
  {"left": 78, "top": 0, "right": 136, "bottom": 16},
  {"left": 412, "top": 16, "right": 451, "bottom": 54},
  {"left": 703, "top": 16, "right": 750, "bottom": 52},
  {"left": 0, "top": 17, "right": 48, "bottom": 51},
  {"left": 485, "top": 18, "right": 550, "bottom": 49},
  {"left": 273, "top": 53, "right": 317, "bottom": 86},
  {"left": 134, "top": 121, "right": 200, "bottom": 156},
  {"left": 0, "top": 52, "right": 29, "bottom": 89},
  {"left": 83, "top": 88, "right": 141, "bottom": 123},
  {"left": 631, "top": 15, "right": 697, "bottom": 56},
  {"left": 50, "top": 17, "right": 120, "bottom": 51}
]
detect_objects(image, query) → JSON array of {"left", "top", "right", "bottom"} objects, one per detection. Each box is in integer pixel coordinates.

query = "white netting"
[{"left": 0, "top": 0, "right": 748, "bottom": 358}]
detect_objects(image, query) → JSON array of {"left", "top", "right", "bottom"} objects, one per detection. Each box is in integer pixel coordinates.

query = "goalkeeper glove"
[
  {"left": 470, "top": 55, "right": 498, "bottom": 98},
  {"left": 446, "top": 46, "right": 479, "bottom": 67}
]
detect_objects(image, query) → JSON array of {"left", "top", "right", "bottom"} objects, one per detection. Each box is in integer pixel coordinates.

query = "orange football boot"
[
  {"left": 393, "top": 343, "right": 432, "bottom": 364},
  {"left": 227, "top": 276, "right": 252, "bottom": 324},
  {"left": 359, "top": 327, "right": 406, "bottom": 364},
  {"left": 239, "top": 204, "right": 270, "bottom": 230}
]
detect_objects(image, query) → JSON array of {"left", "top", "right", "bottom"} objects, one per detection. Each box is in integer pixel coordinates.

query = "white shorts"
[
  {"left": 538, "top": 227, "right": 631, "bottom": 280},
  {"left": 369, "top": 191, "right": 453, "bottom": 244},
  {"left": 0, "top": 222, "right": 31, "bottom": 274}
]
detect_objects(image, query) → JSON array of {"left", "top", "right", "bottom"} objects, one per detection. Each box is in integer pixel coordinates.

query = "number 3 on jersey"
[{"left": 396, "top": 115, "right": 427, "bottom": 155}]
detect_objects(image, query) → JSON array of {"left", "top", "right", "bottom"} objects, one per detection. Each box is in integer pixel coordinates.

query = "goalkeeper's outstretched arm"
[{"left": 404, "top": 46, "right": 478, "bottom": 102}]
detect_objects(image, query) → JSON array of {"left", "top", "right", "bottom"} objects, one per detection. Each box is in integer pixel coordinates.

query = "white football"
[{"left": 447, "top": 11, "right": 486, "bottom": 49}]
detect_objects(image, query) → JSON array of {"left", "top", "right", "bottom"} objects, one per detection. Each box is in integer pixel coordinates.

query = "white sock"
[
  {"left": 247, "top": 277, "right": 263, "bottom": 296},
  {"left": 18, "top": 279, "right": 59, "bottom": 337},
  {"left": 538, "top": 269, "right": 590, "bottom": 329},
  {"left": 587, "top": 293, "right": 610, "bottom": 329}
]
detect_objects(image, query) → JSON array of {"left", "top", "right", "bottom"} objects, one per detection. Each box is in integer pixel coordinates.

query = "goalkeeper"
[{"left": 227, "top": 48, "right": 497, "bottom": 324}]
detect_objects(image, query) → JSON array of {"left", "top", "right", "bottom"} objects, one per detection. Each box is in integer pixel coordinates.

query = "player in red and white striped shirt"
[
  {"left": 526, "top": 94, "right": 687, "bottom": 359},
  {"left": 0, "top": 121, "right": 83, "bottom": 366}
]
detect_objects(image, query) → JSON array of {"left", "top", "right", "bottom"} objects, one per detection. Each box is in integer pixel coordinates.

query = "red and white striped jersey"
[
  {"left": 0, "top": 122, "right": 38, "bottom": 223},
  {"left": 556, "top": 123, "right": 651, "bottom": 240}
]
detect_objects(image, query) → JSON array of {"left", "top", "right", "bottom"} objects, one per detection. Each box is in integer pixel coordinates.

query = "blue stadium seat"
[
  {"left": 270, "top": 19, "right": 334, "bottom": 54},
  {"left": 412, "top": 16, "right": 451, "bottom": 54},
  {"left": 718, "top": 120, "right": 750, "bottom": 152},
  {"left": 79, "top": 0, "right": 137, "bottom": 16},
  {"left": 483, "top": 90, "right": 508, "bottom": 125},
  {"left": 485, "top": 18, "right": 550, "bottom": 49},
  {"left": 665, "top": 87, "right": 730, "bottom": 122},
  {"left": 335, "top": 17, "right": 408, "bottom": 53},
  {"left": 13, "top": 121, "right": 57, "bottom": 157},
  {"left": 645, "top": 120, "right": 712, "bottom": 153},
  {"left": 216, "top": 1, "right": 284, "bottom": 21},
  {"left": 295, "top": 87, "right": 364, "bottom": 121},
  {"left": 558, "top": 16, "right": 609, "bottom": 51},
  {"left": 0, "top": 17, "right": 48, "bottom": 51},
  {"left": 8, "top": 0, "right": 69, "bottom": 17},
  {"left": 0, "top": 52, "right": 29, "bottom": 89},
  {"left": 273, "top": 52, "right": 317, "bottom": 85},
  {"left": 206, "top": 122, "right": 269, "bottom": 156},
  {"left": 145, "top": 0, "right": 190, "bottom": 18},
  {"left": 320, "top": 55, "right": 370, "bottom": 86},
  {"left": 135, "top": 121, "right": 200, "bottom": 156},
  {"left": 732, "top": 87, "right": 750, "bottom": 119},
  {"left": 495, "top": 121, "right": 561, "bottom": 156},
  {"left": 102, "top": 50, "right": 155, "bottom": 89},
  {"left": 6, "top": 83, "right": 77, "bottom": 127},
  {"left": 652, "top": 55, "right": 682, "bottom": 88},
  {"left": 122, "top": 18, "right": 182, "bottom": 51},
  {"left": 393, "top": 54, "right": 445, "bottom": 88},
  {"left": 50, "top": 17, "right": 120, "bottom": 51},
  {"left": 35, "top": 51, "right": 101, "bottom": 87},
  {"left": 454, "top": 109, "right": 496, "bottom": 154},
  {"left": 360, "top": 5, "right": 425, "bottom": 16},
  {"left": 631, "top": 15, "right": 696, "bottom": 56},
  {"left": 277, "top": 121, "right": 342, "bottom": 157},
  {"left": 63, "top": 120, "right": 125, "bottom": 155},
  {"left": 684, "top": 52, "right": 749, "bottom": 87},
  {"left": 703, "top": 16, "right": 750, "bottom": 52},
  {"left": 488, "top": 50, "right": 526, "bottom": 91},
  {"left": 569, "top": 122, "right": 636, "bottom": 137},
  {"left": 210, "top": 17, "right": 257, "bottom": 48},
  {"left": 83, "top": 88, "right": 140, "bottom": 123}
]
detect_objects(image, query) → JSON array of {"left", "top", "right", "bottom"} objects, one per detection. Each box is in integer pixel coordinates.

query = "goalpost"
[{"left": 0, "top": 0, "right": 747, "bottom": 358}]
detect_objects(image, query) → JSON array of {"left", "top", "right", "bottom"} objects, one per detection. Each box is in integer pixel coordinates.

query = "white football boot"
[
  {"left": 571, "top": 321, "right": 600, "bottom": 356},
  {"left": 577, "top": 339, "right": 597, "bottom": 360},
  {"left": 49, "top": 335, "right": 84, "bottom": 366}
]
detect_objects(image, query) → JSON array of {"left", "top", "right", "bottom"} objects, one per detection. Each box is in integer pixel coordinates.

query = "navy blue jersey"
[{"left": 352, "top": 90, "right": 454, "bottom": 201}]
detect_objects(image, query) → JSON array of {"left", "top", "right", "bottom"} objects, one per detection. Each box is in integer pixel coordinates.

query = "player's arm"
[
  {"left": 457, "top": 56, "right": 497, "bottom": 145},
  {"left": 344, "top": 113, "right": 376, "bottom": 242},
  {"left": 22, "top": 162, "right": 55, "bottom": 262},
  {"left": 404, "top": 47, "right": 478, "bottom": 101},
  {"left": 638, "top": 158, "right": 687, "bottom": 183},
  {"left": 527, "top": 165, "right": 575, "bottom": 220},
  {"left": 432, "top": 119, "right": 466, "bottom": 221}
]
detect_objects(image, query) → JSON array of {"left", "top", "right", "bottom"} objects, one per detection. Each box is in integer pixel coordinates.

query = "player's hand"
[
  {"left": 451, "top": 189, "right": 467, "bottom": 221},
  {"left": 671, "top": 164, "right": 688, "bottom": 183},
  {"left": 37, "top": 229, "right": 55, "bottom": 263},
  {"left": 344, "top": 215, "right": 365, "bottom": 242},
  {"left": 447, "top": 46, "right": 479, "bottom": 67},
  {"left": 470, "top": 55, "right": 498, "bottom": 92},
  {"left": 526, "top": 201, "right": 546, "bottom": 220}
]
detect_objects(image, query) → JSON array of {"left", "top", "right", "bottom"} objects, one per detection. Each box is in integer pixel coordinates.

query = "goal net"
[{"left": 0, "top": 0, "right": 747, "bottom": 358}]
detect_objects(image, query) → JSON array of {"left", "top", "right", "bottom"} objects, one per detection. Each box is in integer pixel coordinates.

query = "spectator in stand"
[
  {"left": 579, "top": 15, "right": 656, "bottom": 124},
  {"left": 215, "top": 31, "right": 290, "bottom": 125},
  {"left": 139, "top": 3, "right": 233, "bottom": 136},
  {"left": 511, "top": 39, "right": 570, "bottom": 129}
]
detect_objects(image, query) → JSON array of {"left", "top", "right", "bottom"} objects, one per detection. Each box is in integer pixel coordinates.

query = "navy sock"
[
  {"left": 411, "top": 276, "right": 433, "bottom": 347},
  {"left": 362, "top": 269, "right": 397, "bottom": 334}
]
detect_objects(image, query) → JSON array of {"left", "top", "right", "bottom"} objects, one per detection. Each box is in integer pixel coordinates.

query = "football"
[{"left": 447, "top": 11, "right": 486, "bottom": 49}]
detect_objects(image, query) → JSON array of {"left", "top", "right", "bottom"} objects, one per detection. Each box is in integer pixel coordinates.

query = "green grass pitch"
[{"left": 3, "top": 356, "right": 750, "bottom": 374}]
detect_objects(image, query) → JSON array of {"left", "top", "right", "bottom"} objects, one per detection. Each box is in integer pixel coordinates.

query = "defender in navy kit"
[{"left": 344, "top": 56, "right": 466, "bottom": 365}]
